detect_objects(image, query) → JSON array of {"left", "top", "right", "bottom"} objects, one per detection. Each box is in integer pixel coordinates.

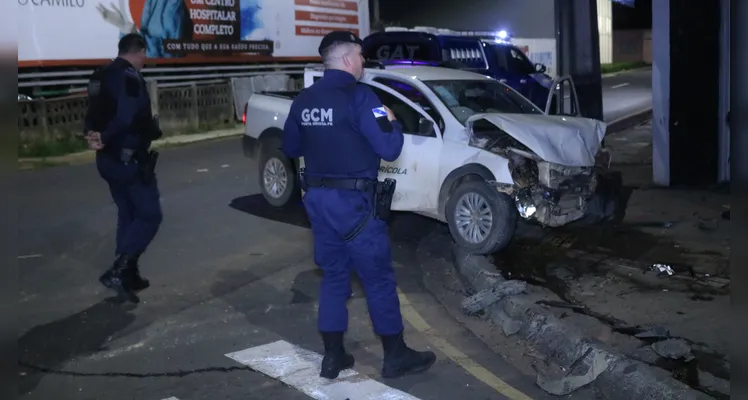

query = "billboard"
[{"left": 18, "top": 0, "right": 369, "bottom": 67}]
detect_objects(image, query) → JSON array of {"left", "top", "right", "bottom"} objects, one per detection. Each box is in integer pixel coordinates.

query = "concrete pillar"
[
  {"left": 554, "top": 0, "right": 604, "bottom": 121},
  {"left": 717, "top": 0, "right": 730, "bottom": 182},
  {"left": 651, "top": 0, "right": 670, "bottom": 185},
  {"left": 652, "top": 0, "right": 721, "bottom": 186},
  {"left": 731, "top": 0, "right": 748, "bottom": 188}
]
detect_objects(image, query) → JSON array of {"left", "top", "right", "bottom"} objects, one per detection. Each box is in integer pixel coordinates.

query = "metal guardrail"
[{"left": 18, "top": 63, "right": 309, "bottom": 88}]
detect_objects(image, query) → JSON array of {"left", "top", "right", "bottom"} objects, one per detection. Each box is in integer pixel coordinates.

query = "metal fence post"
[
  {"left": 190, "top": 83, "right": 199, "bottom": 130},
  {"left": 148, "top": 80, "right": 159, "bottom": 116}
]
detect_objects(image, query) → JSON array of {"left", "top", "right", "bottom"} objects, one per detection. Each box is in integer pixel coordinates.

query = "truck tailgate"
[{"left": 242, "top": 93, "right": 294, "bottom": 159}]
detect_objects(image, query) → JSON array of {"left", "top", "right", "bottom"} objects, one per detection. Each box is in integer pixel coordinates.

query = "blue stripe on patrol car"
[{"left": 372, "top": 106, "right": 387, "bottom": 118}]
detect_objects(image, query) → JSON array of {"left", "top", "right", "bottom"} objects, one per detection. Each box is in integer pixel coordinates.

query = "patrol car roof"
[{"left": 365, "top": 65, "right": 493, "bottom": 82}]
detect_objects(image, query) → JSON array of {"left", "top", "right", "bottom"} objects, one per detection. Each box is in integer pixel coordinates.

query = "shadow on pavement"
[
  {"left": 229, "top": 194, "right": 310, "bottom": 229},
  {"left": 18, "top": 300, "right": 137, "bottom": 394},
  {"left": 228, "top": 194, "right": 444, "bottom": 246},
  {"left": 219, "top": 195, "right": 448, "bottom": 392},
  {"left": 209, "top": 262, "right": 436, "bottom": 394}
]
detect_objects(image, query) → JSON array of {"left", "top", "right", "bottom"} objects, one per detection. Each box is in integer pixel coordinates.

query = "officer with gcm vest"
[
  {"left": 281, "top": 31, "right": 437, "bottom": 379},
  {"left": 83, "top": 33, "right": 163, "bottom": 304}
]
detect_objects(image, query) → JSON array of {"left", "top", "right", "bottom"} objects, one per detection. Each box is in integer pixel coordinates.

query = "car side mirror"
[
  {"left": 418, "top": 117, "right": 435, "bottom": 135},
  {"left": 535, "top": 63, "right": 547, "bottom": 73}
]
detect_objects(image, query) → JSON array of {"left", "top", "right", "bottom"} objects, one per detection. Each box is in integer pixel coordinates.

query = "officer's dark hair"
[
  {"left": 321, "top": 41, "right": 356, "bottom": 68},
  {"left": 118, "top": 33, "right": 147, "bottom": 56}
]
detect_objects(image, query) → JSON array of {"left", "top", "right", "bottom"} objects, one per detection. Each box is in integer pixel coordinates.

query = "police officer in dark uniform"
[
  {"left": 281, "top": 31, "right": 436, "bottom": 380},
  {"left": 83, "top": 33, "right": 163, "bottom": 304}
]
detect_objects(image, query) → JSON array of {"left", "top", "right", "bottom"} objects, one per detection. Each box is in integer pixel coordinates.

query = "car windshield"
[{"left": 423, "top": 79, "right": 542, "bottom": 124}]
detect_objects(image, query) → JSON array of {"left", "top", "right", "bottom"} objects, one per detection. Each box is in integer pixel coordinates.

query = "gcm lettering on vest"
[{"left": 300, "top": 108, "right": 334, "bottom": 126}]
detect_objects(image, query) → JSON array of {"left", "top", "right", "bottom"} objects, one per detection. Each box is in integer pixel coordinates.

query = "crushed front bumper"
[{"left": 504, "top": 153, "right": 622, "bottom": 227}]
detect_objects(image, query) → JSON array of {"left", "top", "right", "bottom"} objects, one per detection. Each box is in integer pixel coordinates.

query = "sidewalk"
[
  {"left": 444, "top": 120, "right": 729, "bottom": 398},
  {"left": 498, "top": 121, "right": 730, "bottom": 397},
  {"left": 18, "top": 127, "right": 244, "bottom": 170}
]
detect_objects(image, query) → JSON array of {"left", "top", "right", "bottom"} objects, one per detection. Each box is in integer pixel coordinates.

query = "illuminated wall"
[{"left": 598, "top": 0, "right": 613, "bottom": 64}]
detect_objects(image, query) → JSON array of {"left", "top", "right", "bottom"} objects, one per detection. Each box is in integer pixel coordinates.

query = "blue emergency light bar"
[
  {"left": 380, "top": 60, "right": 439, "bottom": 66},
  {"left": 610, "top": 0, "right": 635, "bottom": 6},
  {"left": 372, "top": 59, "right": 471, "bottom": 70}
]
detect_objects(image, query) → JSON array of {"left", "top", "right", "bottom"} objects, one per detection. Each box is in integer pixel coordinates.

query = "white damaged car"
[{"left": 241, "top": 64, "right": 622, "bottom": 254}]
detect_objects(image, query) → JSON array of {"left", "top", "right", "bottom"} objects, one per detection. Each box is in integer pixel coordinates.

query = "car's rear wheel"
[
  {"left": 446, "top": 180, "right": 517, "bottom": 255},
  {"left": 258, "top": 145, "right": 299, "bottom": 208}
]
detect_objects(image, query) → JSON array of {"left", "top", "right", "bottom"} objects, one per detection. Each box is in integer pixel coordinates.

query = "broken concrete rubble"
[
  {"left": 651, "top": 339, "right": 694, "bottom": 361},
  {"left": 460, "top": 280, "right": 527, "bottom": 316},
  {"left": 450, "top": 245, "right": 717, "bottom": 399},
  {"left": 536, "top": 348, "right": 612, "bottom": 395}
]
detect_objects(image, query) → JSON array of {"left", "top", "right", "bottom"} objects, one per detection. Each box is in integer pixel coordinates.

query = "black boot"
[
  {"left": 380, "top": 331, "right": 436, "bottom": 379},
  {"left": 319, "top": 332, "right": 355, "bottom": 379},
  {"left": 125, "top": 254, "right": 150, "bottom": 292},
  {"left": 99, "top": 254, "right": 140, "bottom": 304}
]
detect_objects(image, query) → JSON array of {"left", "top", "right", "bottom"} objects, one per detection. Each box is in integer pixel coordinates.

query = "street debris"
[
  {"left": 536, "top": 348, "right": 611, "bottom": 395},
  {"left": 651, "top": 339, "right": 694, "bottom": 361},
  {"left": 493, "top": 308, "right": 523, "bottom": 336},
  {"left": 536, "top": 300, "right": 586, "bottom": 310},
  {"left": 461, "top": 280, "right": 527, "bottom": 316},
  {"left": 697, "top": 218, "right": 720, "bottom": 231},
  {"left": 651, "top": 263, "right": 674, "bottom": 276},
  {"left": 633, "top": 326, "right": 670, "bottom": 340},
  {"left": 548, "top": 264, "right": 575, "bottom": 281}
]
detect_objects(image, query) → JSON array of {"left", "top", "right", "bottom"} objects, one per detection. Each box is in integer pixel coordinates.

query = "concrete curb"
[
  {"left": 18, "top": 127, "right": 244, "bottom": 170},
  {"left": 450, "top": 245, "right": 715, "bottom": 400},
  {"left": 601, "top": 66, "right": 651, "bottom": 78},
  {"left": 606, "top": 108, "right": 653, "bottom": 135}
]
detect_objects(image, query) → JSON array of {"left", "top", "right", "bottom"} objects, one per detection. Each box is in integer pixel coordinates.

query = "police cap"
[{"left": 318, "top": 31, "right": 363, "bottom": 55}]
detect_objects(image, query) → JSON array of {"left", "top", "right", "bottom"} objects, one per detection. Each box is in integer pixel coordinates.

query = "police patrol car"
[
  {"left": 241, "top": 63, "right": 620, "bottom": 254},
  {"left": 362, "top": 27, "right": 555, "bottom": 109}
]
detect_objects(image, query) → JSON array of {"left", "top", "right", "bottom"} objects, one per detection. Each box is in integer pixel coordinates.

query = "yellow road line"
[{"left": 398, "top": 289, "right": 534, "bottom": 400}]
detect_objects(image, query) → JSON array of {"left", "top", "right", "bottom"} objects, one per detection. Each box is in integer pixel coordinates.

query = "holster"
[
  {"left": 299, "top": 167, "right": 308, "bottom": 191},
  {"left": 374, "top": 178, "right": 397, "bottom": 222},
  {"left": 136, "top": 150, "right": 159, "bottom": 185}
]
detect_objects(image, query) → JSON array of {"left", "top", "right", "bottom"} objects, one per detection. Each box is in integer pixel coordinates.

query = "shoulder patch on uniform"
[{"left": 372, "top": 106, "right": 387, "bottom": 118}]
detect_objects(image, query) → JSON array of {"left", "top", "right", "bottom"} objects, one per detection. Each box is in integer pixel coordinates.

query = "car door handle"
[{"left": 520, "top": 79, "right": 527, "bottom": 84}]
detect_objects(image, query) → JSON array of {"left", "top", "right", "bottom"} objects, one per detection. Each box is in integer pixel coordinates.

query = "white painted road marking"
[
  {"left": 225, "top": 340, "right": 421, "bottom": 400},
  {"left": 611, "top": 82, "right": 630, "bottom": 89},
  {"left": 160, "top": 397, "right": 180, "bottom": 400},
  {"left": 18, "top": 254, "right": 42, "bottom": 259}
]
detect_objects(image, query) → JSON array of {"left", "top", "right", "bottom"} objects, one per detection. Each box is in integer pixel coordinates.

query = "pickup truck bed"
[
  {"left": 242, "top": 91, "right": 298, "bottom": 160},
  {"left": 260, "top": 91, "right": 302, "bottom": 99}
]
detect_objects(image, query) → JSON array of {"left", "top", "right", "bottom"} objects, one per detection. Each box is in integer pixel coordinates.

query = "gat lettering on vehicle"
[{"left": 362, "top": 27, "right": 554, "bottom": 109}]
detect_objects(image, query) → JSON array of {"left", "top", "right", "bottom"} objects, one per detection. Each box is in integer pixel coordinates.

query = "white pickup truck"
[{"left": 241, "top": 64, "right": 620, "bottom": 254}]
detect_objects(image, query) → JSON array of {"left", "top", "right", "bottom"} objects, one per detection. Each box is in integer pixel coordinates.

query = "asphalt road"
[
  {"left": 18, "top": 139, "right": 561, "bottom": 400},
  {"left": 601, "top": 68, "right": 652, "bottom": 123}
]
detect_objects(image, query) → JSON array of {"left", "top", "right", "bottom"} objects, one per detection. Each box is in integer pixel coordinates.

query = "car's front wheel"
[
  {"left": 258, "top": 145, "right": 299, "bottom": 208},
  {"left": 446, "top": 180, "right": 517, "bottom": 255}
]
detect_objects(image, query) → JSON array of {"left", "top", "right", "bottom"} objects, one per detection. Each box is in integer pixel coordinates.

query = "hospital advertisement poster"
[{"left": 18, "top": 0, "right": 369, "bottom": 66}]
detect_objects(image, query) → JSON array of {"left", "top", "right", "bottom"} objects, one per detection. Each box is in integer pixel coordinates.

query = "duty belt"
[
  {"left": 305, "top": 176, "right": 375, "bottom": 191},
  {"left": 100, "top": 148, "right": 138, "bottom": 164}
]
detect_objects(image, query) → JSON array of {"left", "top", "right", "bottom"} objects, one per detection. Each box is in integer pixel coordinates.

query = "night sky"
[
  {"left": 377, "top": 0, "right": 653, "bottom": 30},
  {"left": 613, "top": 0, "right": 653, "bottom": 29}
]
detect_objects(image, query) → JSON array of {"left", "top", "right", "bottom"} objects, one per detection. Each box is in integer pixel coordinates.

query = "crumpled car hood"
[{"left": 468, "top": 113, "right": 607, "bottom": 167}]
